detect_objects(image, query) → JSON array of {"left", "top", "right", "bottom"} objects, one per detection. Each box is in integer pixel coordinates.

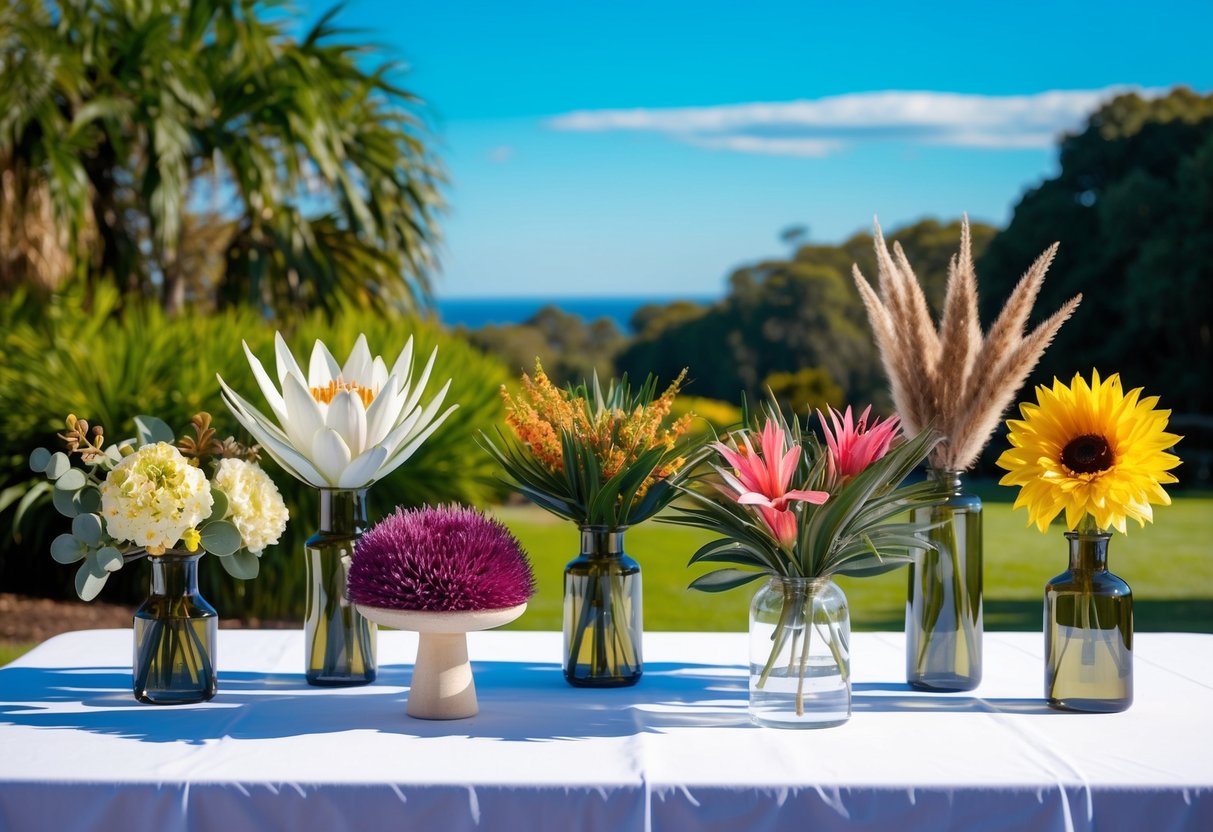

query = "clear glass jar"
[
  {"left": 906, "top": 468, "right": 983, "bottom": 691},
  {"left": 1045, "top": 531, "right": 1132, "bottom": 712},
  {"left": 749, "top": 575, "right": 850, "bottom": 729},
  {"left": 132, "top": 551, "right": 218, "bottom": 705},
  {"left": 305, "top": 488, "right": 377, "bottom": 686},
  {"left": 563, "top": 526, "right": 642, "bottom": 687}
]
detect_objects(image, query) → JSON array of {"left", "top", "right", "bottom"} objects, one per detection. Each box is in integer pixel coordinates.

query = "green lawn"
[{"left": 498, "top": 492, "right": 1213, "bottom": 633}]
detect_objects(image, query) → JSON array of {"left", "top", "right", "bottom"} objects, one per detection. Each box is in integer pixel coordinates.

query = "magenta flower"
[
  {"left": 818, "top": 405, "right": 901, "bottom": 482},
  {"left": 712, "top": 420, "right": 829, "bottom": 546}
]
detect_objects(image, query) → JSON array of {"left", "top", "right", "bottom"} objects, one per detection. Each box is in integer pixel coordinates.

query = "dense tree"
[
  {"left": 978, "top": 87, "right": 1213, "bottom": 417},
  {"left": 616, "top": 219, "right": 996, "bottom": 406},
  {"left": 0, "top": 0, "right": 443, "bottom": 314},
  {"left": 465, "top": 305, "right": 625, "bottom": 385}
]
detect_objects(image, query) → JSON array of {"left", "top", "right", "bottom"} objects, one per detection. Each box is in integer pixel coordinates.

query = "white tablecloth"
[{"left": 0, "top": 629, "right": 1209, "bottom": 831}]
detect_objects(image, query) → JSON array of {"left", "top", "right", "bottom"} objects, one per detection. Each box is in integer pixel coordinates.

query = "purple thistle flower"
[{"left": 348, "top": 504, "right": 536, "bottom": 612}]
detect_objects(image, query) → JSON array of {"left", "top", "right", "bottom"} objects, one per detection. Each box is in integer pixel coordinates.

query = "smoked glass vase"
[
  {"left": 1045, "top": 531, "right": 1132, "bottom": 712},
  {"left": 906, "top": 468, "right": 983, "bottom": 691},
  {"left": 305, "top": 488, "right": 377, "bottom": 686},
  {"left": 132, "top": 551, "right": 218, "bottom": 705},
  {"left": 749, "top": 576, "right": 850, "bottom": 729},
  {"left": 563, "top": 526, "right": 642, "bottom": 687}
]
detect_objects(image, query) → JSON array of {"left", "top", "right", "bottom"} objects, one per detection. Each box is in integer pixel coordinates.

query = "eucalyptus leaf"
[
  {"left": 50, "top": 533, "right": 87, "bottom": 564},
  {"left": 220, "top": 549, "right": 260, "bottom": 579},
  {"left": 29, "top": 448, "right": 51, "bottom": 473},
  {"left": 53, "top": 486, "right": 81, "bottom": 518},
  {"left": 55, "top": 469, "right": 88, "bottom": 492},
  {"left": 200, "top": 520, "right": 242, "bottom": 557},
  {"left": 209, "top": 488, "right": 229, "bottom": 522},
  {"left": 94, "top": 546, "right": 124, "bottom": 573},
  {"left": 74, "top": 560, "right": 109, "bottom": 601},
  {"left": 134, "top": 415, "right": 175, "bottom": 446},
  {"left": 45, "top": 452, "right": 71, "bottom": 480},
  {"left": 77, "top": 486, "right": 103, "bottom": 513},
  {"left": 72, "top": 513, "right": 104, "bottom": 547}
]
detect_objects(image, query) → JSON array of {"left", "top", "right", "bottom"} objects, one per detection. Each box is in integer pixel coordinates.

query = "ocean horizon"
[{"left": 436, "top": 295, "right": 718, "bottom": 332}]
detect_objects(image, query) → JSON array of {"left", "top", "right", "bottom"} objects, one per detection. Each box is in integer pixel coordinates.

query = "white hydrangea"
[
  {"left": 101, "top": 442, "right": 213, "bottom": 554},
  {"left": 213, "top": 458, "right": 289, "bottom": 554}
]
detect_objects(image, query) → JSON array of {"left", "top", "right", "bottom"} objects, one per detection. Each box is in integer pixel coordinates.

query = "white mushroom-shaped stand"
[{"left": 356, "top": 604, "right": 527, "bottom": 719}]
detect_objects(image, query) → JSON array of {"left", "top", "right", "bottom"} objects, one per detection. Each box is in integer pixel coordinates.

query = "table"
[{"left": 1, "top": 630, "right": 1210, "bottom": 831}]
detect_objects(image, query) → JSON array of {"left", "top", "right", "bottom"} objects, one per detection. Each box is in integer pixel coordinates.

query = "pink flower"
[
  {"left": 712, "top": 420, "right": 829, "bottom": 546},
  {"left": 818, "top": 405, "right": 901, "bottom": 482}
]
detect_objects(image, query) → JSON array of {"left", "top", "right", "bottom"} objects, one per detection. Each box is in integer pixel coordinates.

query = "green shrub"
[{"left": 0, "top": 287, "right": 508, "bottom": 619}]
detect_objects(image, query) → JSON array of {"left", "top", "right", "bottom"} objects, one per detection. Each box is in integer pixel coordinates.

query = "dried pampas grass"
[{"left": 853, "top": 216, "right": 1081, "bottom": 471}]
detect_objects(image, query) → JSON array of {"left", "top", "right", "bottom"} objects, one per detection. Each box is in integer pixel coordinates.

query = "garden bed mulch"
[{"left": 0, "top": 593, "right": 297, "bottom": 648}]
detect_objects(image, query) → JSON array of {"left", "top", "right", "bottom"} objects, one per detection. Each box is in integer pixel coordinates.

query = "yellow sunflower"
[{"left": 996, "top": 370, "right": 1181, "bottom": 533}]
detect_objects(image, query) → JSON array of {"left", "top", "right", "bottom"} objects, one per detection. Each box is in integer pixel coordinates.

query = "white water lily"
[{"left": 218, "top": 333, "right": 458, "bottom": 489}]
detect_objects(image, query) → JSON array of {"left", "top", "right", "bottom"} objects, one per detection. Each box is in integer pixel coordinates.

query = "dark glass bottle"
[
  {"left": 133, "top": 552, "right": 218, "bottom": 705},
  {"left": 563, "top": 526, "right": 642, "bottom": 687}
]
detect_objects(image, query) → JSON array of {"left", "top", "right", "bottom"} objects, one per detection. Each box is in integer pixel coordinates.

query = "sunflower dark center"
[{"left": 1061, "top": 434, "right": 1114, "bottom": 475}]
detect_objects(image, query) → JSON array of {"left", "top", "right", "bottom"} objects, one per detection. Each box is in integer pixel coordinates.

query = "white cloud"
[{"left": 547, "top": 87, "right": 1154, "bottom": 156}]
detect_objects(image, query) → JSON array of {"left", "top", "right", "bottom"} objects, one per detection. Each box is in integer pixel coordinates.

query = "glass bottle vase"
[
  {"left": 563, "top": 526, "right": 642, "bottom": 687},
  {"left": 305, "top": 488, "right": 377, "bottom": 686},
  {"left": 906, "top": 468, "right": 983, "bottom": 691},
  {"left": 132, "top": 551, "right": 218, "bottom": 705},
  {"left": 749, "top": 576, "right": 850, "bottom": 729},
  {"left": 1045, "top": 531, "right": 1132, "bottom": 712}
]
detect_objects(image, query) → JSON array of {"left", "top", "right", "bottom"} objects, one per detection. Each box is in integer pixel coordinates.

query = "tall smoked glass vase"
[
  {"left": 305, "top": 488, "right": 377, "bottom": 686},
  {"left": 132, "top": 551, "right": 218, "bottom": 705},
  {"left": 563, "top": 526, "right": 643, "bottom": 687},
  {"left": 906, "top": 469, "right": 983, "bottom": 691},
  {"left": 1045, "top": 531, "right": 1132, "bottom": 712}
]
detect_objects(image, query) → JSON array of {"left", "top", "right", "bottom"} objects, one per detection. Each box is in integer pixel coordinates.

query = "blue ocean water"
[{"left": 436, "top": 296, "right": 716, "bottom": 332}]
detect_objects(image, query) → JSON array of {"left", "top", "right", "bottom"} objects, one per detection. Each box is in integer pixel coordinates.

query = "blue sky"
[{"left": 306, "top": 0, "right": 1213, "bottom": 299}]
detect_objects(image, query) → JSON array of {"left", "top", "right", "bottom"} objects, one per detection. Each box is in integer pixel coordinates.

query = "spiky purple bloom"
[{"left": 348, "top": 504, "right": 536, "bottom": 612}]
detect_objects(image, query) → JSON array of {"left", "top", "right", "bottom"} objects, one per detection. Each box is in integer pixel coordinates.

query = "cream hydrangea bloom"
[
  {"left": 101, "top": 442, "right": 213, "bottom": 554},
  {"left": 213, "top": 458, "right": 289, "bottom": 554}
]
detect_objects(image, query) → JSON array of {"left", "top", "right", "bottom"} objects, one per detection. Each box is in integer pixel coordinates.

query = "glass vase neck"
[
  {"left": 317, "top": 488, "right": 370, "bottom": 534},
  {"left": 926, "top": 468, "right": 966, "bottom": 493},
  {"left": 769, "top": 574, "right": 832, "bottom": 595},
  {"left": 1065, "top": 531, "right": 1111, "bottom": 572},
  {"left": 579, "top": 526, "right": 627, "bottom": 556},
  {"left": 148, "top": 551, "right": 201, "bottom": 597}
]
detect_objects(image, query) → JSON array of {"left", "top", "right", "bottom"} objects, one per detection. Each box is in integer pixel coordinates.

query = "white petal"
[
  {"left": 400, "top": 346, "right": 439, "bottom": 415},
  {"left": 308, "top": 340, "right": 341, "bottom": 389},
  {"left": 342, "top": 334, "right": 373, "bottom": 386},
  {"left": 312, "top": 429, "right": 352, "bottom": 486},
  {"left": 274, "top": 332, "right": 306, "bottom": 385},
  {"left": 364, "top": 380, "right": 404, "bottom": 447},
  {"left": 282, "top": 373, "right": 327, "bottom": 453},
  {"left": 371, "top": 356, "right": 389, "bottom": 391},
  {"left": 378, "top": 404, "right": 458, "bottom": 479},
  {"left": 326, "top": 390, "right": 367, "bottom": 455},
  {"left": 217, "top": 383, "right": 326, "bottom": 487},
  {"left": 243, "top": 341, "right": 287, "bottom": 423},
  {"left": 337, "top": 446, "right": 388, "bottom": 489},
  {"left": 376, "top": 406, "right": 424, "bottom": 458},
  {"left": 389, "top": 336, "right": 415, "bottom": 392}
]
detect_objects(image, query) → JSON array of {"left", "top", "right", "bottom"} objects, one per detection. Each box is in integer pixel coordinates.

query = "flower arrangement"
[
  {"left": 30, "top": 413, "right": 288, "bottom": 599},
  {"left": 668, "top": 400, "right": 939, "bottom": 721},
  {"left": 997, "top": 370, "right": 1181, "bottom": 710},
  {"left": 996, "top": 370, "right": 1181, "bottom": 534},
  {"left": 853, "top": 217, "right": 1081, "bottom": 471},
  {"left": 675, "top": 402, "right": 938, "bottom": 591},
  {"left": 481, "top": 361, "right": 695, "bottom": 528},
  {"left": 218, "top": 332, "right": 457, "bottom": 489},
  {"left": 348, "top": 504, "right": 536, "bottom": 613}
]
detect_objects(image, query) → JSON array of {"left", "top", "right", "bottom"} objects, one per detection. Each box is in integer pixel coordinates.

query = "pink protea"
[
  {"left": 348, "top": 505, "right": 535, "bottom": 612},
  {"left": 818, "top": 405, "right": 901, "bottom": 482},
  {"left": 712, "top": 420, "right": 829, "bottom": 547}
]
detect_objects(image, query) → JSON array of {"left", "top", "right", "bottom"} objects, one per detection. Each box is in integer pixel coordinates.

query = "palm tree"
[{"left": 0, "top": 0, "right": 444, "bottom": 315}]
